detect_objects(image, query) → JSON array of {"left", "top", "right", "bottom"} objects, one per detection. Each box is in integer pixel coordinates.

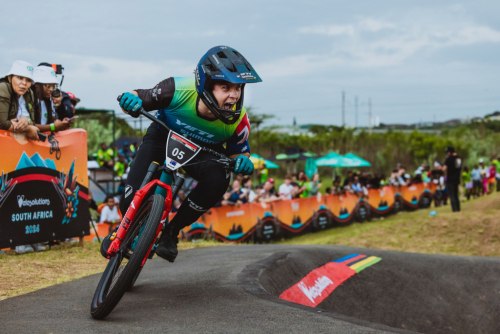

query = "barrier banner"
[
  {"left": 0, "top": 129, "right": 89, "bottom": 248},
  {"left": 367, "top": 186, "right": 397, "bottom": 216},
  {"left": 84, "top": 185, "right": 438, "bottom": 245}
]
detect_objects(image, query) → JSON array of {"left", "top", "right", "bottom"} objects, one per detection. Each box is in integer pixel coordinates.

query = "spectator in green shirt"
[
  {"left": 258, "top": 164, "right": 268, "bottom": 184},
  {"left": 462, "top": 166, "right": 472, "bottom": 201},
  {"left": 97, "top": 142, "right": 113, "bottom": 168},
  {"left": 114, "top": 155, "right": 127, "bottom": 177}
]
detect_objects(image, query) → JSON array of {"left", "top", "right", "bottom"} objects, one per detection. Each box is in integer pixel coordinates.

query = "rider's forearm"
[
  {"left": 229, "top": 152, "right": 250, "bottom": 159},
  {"left": 134, "top": 78, "right": 176, "bottom": 112}
]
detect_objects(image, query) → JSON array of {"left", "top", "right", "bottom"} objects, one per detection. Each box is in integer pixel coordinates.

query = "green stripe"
[{"left": 354, "top": 257, "right": 382, "bottom": 273}]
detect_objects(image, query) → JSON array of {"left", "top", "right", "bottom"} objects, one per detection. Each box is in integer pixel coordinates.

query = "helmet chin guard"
[{"left": 195, "top": 46, "right": 262, "bottom": 125}]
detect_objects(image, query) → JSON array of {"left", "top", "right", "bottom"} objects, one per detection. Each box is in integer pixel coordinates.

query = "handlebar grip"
[
  {"left": 117, "top": 94, "right": 123, "bottom": 102},
  {"left": 38, "top": 133, "right": 47, "bottom": 142}
]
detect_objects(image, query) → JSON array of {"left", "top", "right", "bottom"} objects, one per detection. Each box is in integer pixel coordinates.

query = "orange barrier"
[
  {"left": 173, "top": 184, "right": 436, "bottom": 244},
  {"left": 0, "top": 129, "right": 90, "bottom": 248}
]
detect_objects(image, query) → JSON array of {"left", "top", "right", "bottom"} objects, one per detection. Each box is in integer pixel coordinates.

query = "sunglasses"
[{"left": 43, "top": 84, "right": 58, "bottom": 90}]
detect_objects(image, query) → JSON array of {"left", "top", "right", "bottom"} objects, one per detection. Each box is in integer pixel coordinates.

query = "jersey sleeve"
[
  {"left": 135, "top": 77, "right": 175, "bottom": 112},
  {"left": 225, "top": 112, "right": 251, "bottom": 156}
]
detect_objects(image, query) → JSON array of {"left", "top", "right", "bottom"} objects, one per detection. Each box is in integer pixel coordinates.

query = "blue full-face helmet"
[{"left": 195, "top": 46, "right": 262, "bottom": 124}]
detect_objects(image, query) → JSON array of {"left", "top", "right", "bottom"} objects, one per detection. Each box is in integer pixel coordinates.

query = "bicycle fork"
[{"left": 107, "top": 178, "right": 172, "bottom": 257}]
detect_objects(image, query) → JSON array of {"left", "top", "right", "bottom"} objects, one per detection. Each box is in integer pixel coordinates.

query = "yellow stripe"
[{"left": 349, "top": 256, "right": 379, "bottom": 271}]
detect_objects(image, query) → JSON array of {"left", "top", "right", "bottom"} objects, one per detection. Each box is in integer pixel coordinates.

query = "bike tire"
[{"left": 90, "top": 194, "right": 165, "bottom": 320}]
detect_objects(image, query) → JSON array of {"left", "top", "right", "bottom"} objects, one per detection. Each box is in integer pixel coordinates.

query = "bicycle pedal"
[{"left": 148, "top": 245, "right": 158, "bottom": 259}]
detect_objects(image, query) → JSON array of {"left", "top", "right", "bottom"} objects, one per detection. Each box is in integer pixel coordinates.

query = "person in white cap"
[
  {"left": 0, "top": 60, "right": 40, "bottom": 140},
  {"left": 32, "top": 65, "right": 70, "bottom": 133}
]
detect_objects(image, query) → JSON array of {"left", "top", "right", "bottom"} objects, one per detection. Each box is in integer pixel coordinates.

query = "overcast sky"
[{"left": 2, "top": 0, "right": 499, "bottom": 127}]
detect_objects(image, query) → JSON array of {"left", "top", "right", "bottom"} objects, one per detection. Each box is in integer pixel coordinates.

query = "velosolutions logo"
[{"left": 17, "top": 195, "right": 50, "bottom": 208}]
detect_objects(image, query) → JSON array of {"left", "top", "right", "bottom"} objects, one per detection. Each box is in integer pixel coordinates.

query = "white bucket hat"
[
  {"left": 6, "top": 60, "right": 34, "bottom": 81},
  {"left": 33, "top": 65, "right": 58, "bottom": 84}
]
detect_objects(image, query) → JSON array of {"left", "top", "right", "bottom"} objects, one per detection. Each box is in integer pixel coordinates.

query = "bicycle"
[{"left": 90, "top": 95, "right": 235, "bottom": 320}]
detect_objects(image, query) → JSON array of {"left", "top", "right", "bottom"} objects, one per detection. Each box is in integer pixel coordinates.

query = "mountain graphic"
[{"left": 15, "top": 152, "right": 57, "bottom": 170}]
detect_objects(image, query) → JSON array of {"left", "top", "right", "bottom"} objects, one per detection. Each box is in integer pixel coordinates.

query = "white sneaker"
[
  {"left": 33, "top": 243, "right": 46, "bottom": 251},
  {"left": 15, "top": 245, "right": 34, "bottom": 254}
]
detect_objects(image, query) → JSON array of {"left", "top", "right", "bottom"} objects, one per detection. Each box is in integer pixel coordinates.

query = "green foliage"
[
  {"left": 73, "top": 119, "right": 122, "bottom": 154},
  {"left": 249, "top": 121, "right": 500, "bottom": 175}
]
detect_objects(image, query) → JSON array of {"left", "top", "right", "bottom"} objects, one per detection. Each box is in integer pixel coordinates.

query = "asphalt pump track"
[{"left": 1, "top": 245, "right": 499, "bottom": 333}]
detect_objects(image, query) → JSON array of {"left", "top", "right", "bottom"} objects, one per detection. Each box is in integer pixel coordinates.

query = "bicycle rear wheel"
[{"left": 90, "top": 194, "right": 165, "bottom": 320}]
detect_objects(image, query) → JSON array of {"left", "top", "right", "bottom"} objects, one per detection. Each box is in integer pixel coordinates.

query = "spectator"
[
  {"left": 388, "top": 170, "right": 400, "bottom": 187},
  {"left": 119, "top": 142, "right": 132, "bottom": 163},
  {"left": 493, "top": 155, "right": 500, "bottom": 192},
  {"left": 130, "top": 141, "right": 139, "bottom": 158},
  {"left": 114, "top": 154, "right": 127, "bottom": 177},
  {"left": 241, "top": 176, "right": 257, "bottom": 202},
  {"left": 0, "top": 60, "right": 39, "bottom": 141},
  {"left": 53, "top": 90, "right": 74, "bottom": 120},
  {"left": 298, "top": 171, "right": 309, "bottom": 198},
  {"left": 107, "top": 143, "right": 117, "bottom": 161},
  {"left": 342, "top": 170, "right": 353, "bottom": 187},
  {"left": 258, "top": 180, "right": 279, "bottom": 203},
  {"left": 290, "top": 182, "right": 302, "bottom": 199},
  {"left": 258, "top": 163, "right": 268, "bottom": 184},
  {"left": 67, "top": 92, "right": 80, "bottom": 115},
  {"left": 290, "top": 172, "right": 298, "bottom": 183},
  {"left": 308, "top": 173, "right": 322, "bottom": 196},
  {"left": 278, "top": 175, "right": 294, "bottom": 199},
  {"left": 32, "top": 65, "right": 70, "bottom": 132},
  {"left": 97, "top": 142, "right": 113, "bottom": 168},
  {"left": 222, "top": 180, "right": 246, "bottom": 206},
  {"left": 442, "top": 146, "right": 462, "bottom": 212},
  {"left": 331, "top": 178, "right": 344, "bottom": 195},
  {"left": 351, "top": 175, "right": 366, "bottom": 197},
  {"left": 479, "top": 158, "right": 489, "bottom": 195},
  {"left": 462, "top": 166, "right": 472, "bottom": 201},
  {"left": 488, "top": 163, "right": 496, "bottom": 194},
  {"left": 471, "top": 164, "right": 482, "bottom": 198},
  {"left": 99, "top": 196, "right": 121, "bottom": 224}
]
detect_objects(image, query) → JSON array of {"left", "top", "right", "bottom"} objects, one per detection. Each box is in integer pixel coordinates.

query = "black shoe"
[
  {"left": 155, "top": 232, "right": 179, "bottom": 263},
  {"left": 100, "top": 226, "right": 119, "bottom": 259}
]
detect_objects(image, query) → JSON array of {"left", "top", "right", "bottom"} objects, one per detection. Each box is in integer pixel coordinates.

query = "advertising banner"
[{"left": 0, "top": 129, "right": 89, "bottom": 248}]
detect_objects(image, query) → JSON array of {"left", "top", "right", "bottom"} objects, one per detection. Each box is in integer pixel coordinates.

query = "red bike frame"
[{"left": 107, "top": 180, "right": 173, "bottom": 260}]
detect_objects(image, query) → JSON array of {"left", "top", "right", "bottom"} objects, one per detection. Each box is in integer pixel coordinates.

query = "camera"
[{"left": 51, "top": 64, "right": 64, "bottom": 75}]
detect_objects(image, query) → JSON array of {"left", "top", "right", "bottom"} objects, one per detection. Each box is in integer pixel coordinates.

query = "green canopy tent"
[
  {"left": 315, "top": 152, "right": 371, "bottom": 178},
  {"left": 342, "top": 153, "right": 371, "bottom": 167},
  {"left": 269, "top": 146, "right": 317, "bottom": 173}
]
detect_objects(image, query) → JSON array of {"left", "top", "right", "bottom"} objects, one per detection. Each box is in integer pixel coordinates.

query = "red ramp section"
[{"left": 279, "top": 254, "right": 382, "bottom": 307}]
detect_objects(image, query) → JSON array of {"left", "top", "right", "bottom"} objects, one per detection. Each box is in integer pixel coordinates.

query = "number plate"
[{"left": 165, "top": 131, "right": 201, "bottom": 170}]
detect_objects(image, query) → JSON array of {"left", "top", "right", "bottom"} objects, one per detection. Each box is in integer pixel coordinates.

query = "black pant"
[
  {"left": 120, "top": 124, "right": 231, "bottom": 235},
  {"left": 447, "top": 183, "right": 460, "bottom": 212}
]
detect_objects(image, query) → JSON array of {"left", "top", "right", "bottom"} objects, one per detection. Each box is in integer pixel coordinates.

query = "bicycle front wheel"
[{"left": 90, "top": 194, "right": 165, "bottom": 320}]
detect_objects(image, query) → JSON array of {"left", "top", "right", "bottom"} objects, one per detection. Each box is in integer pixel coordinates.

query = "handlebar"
[{"left": 117, "top": 94, "right": 237, "bottom": 171}]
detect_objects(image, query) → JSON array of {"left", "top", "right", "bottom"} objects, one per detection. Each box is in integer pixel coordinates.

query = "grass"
[
  {"left": 277, "top": 192, "right": 500, "bottom": 257},
  {"left": 0, "top": 239, "right": 223, "bottom": 301},
  {"left": 2, "top": 192, "right": 499, "bottom": 301}
]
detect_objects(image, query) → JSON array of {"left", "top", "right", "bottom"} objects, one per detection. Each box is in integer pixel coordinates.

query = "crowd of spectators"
[
  {"left": 1, "top": 60, "right": 81, "bottom": 254},
  {"left": 210, "top": 147, "right": 498, "bottom": 212},
  {"left": 0, "top": 60, "right": 81, "bottom": 143}
]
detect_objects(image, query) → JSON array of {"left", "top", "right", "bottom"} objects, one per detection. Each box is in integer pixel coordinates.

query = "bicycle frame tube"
[{"left": 107, "top": 179, "right": 172, "bottom": 257}]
